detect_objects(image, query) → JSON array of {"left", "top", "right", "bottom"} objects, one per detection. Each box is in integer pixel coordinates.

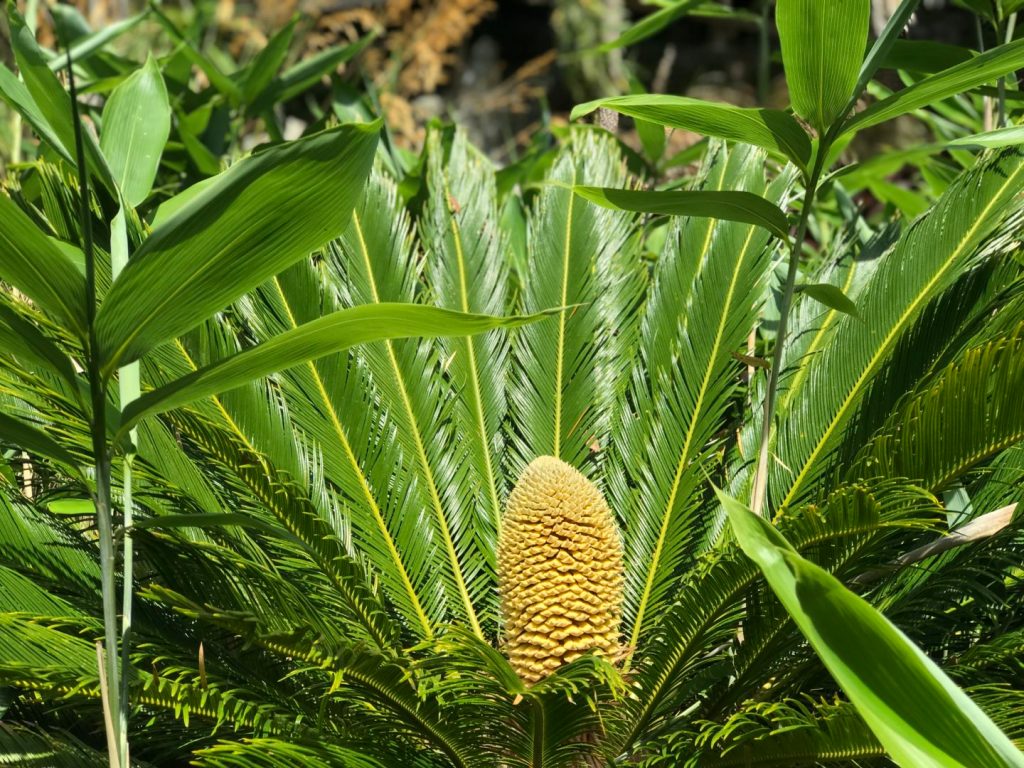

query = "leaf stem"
[
  {"left": 65, "top": 34, "right": 125, "bottom": 764},
  {"left": 750, "top": 143, "right": 828, "bottom": 517}
]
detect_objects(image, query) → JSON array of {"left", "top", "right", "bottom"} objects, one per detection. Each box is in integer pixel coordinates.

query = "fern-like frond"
[
  {"left": 509, "top": 129, "right": 638, "bottom": 474},
  {"left": 775, "top": 148, "right": 1024, "bottom": 510},
  {"left": 612, "top": 142, "right": 791, "bottom": 647}
]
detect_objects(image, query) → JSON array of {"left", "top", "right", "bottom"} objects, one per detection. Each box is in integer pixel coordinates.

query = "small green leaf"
[
  {"left": 47, "top": 11, "right": 149, "bottom": 72},
  {"left": 777, "top": 0, "right": 871, "bottom": 133},
  {"left": 947, "top": 125, "right": 1024, "bottom": 149},
  {"left": 591, "top": 0, "right": 704, "bottom": 53},
  {"left": 574, "top": 186, "right": 791, "bottom": 241},
  {"left": 100, "top": 56, "right": 171, "bottom": 208},
  {"left": 240, "top": 17, "right": 297, "bottom": 104},
  {"left": 798, "top": 283, "right": 860, "bottom": 318},
  {"left": 571, "top": 94, "right": 811, "bottom": 169},
  {"left": 46, "top": 499, "right": 95, "bottom": 515},
  {"left": 95, "top": 121, "right": 381, "bottom": 374},
  {"left": 721, "top": 489, "right": 1024, "bottom": 768},
  {"left": 117, "top": 303, "right": 556, "bottom": 438}
]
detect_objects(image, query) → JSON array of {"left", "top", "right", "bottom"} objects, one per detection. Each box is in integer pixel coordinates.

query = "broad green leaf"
[
  {"left": 593, "top": 0, "right": 704, "bottom": 52},
  {"left": 0, "top": 194, "right": 88, "bottom": 336},
  {"left": 46, "top": 499, "right": 95, "bottom": 515},
  {"left": 0, "top": 413, "right": 81, "bottom": 475},
  {"left": 0, "top": 65, "right": 74, "bottom": 165},
  {"left": 844, "top": 38, "right": 1024, "bottom": 135},
  {"left": 571, "top": 94, "right": 811, "bottom": 169},
  {"left": 117, "top": 304, "right": 555, "bottom": 438},
  {"left": 8, "top": 10, "right": 116, "bottom": 193},
  {"left": 100, "top": 56, "right": 171, "bottom": 208},
  {"left": 777, "top": 0, "right": 871, "bottom": 133},
  {"left": 722, "top": 490, "right": 1024, "bottom": 768},
  {"left": 574, "top": 186, "right": 791, "bottom": 241},
  {"left": 95, "top": 121, "right": 381, "bottom": 374},
  {"left": 883, "top": 39, "right": 975, "bottom": 75},
  {"left": 798, "top": 283, "right": 860, "bottom": 318}
]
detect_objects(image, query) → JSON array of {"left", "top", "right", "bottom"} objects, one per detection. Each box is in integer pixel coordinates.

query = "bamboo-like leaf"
[
  {"left": 99, "top": 55, "right": 171, "bottom": 208},
  {"left": 574, "top": 186, "right": 791, "bottom": 241},
  {"left": 119, "top": 303, "right": 552, "bottom": 438},
  {"left": 7, "top": 10, "right": 115, "bottom": 193},
  {"left": 0, "top": 194, "right": 88, "bottom": 337},
  {"left": 0, "top": 413, "right": 80, "bottom": 475},
  {"left": 95, "top": 121, "right": 380, "bottom": 374},
  {"left": 592, "top": 0, "right": 704, "bottom": 53},
  {"left": 798, "top": 283, "right": 860, "bottom": 318},
  {"left": 777, "top": 0, "right": 871, "bottom": 133},
  {"left": 571, "top": 94, "right": 811, "bottom": 170},
  {"left": 723, "top": 489, "right": 1024, "bottom": 768},
  {"left": 843, "top": 39, "right": 1024, "bottom": 135}
]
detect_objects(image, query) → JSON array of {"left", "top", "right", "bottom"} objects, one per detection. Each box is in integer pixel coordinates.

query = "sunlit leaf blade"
[
  {"left": 119, "top": 303, "right": 552, "bottom": 436},
  {"left": 571, "top": 94, "right": 811, "bottom": 169},
  {"left": 95, "top": 121, "right": 380, "bottom": 373},
  {"left": 777, "top": 0, "right": 871, "bottom": 133},
  {"left": 99, "top": 55, "right": 171, "bottom": 208},
  {"left": 0, "top": 194, "right": 88, "bottom": 337},
  {"left": 844, "top": 38, "right": 1024, "bottom": 135},
  {"left": 574, "top": 186, "right": 791, "bottom": 241},
  {"left": 723, "top": 489, "right": 1024, "bottom": 768}
]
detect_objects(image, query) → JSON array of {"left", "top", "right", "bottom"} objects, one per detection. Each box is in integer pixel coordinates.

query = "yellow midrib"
[
  {"left": 447, "top": 193, "right": 502, "bottom": 533},
  {"left": 553, "top": 175, "right": 576, "bottom": 458},
  {"left": 629, "top": 224, "right": 760, "bottom": 650},
  {"left": 270, "top": 277, "right": 433, "bottom": 638},
  {"left": 352, "top": 211, "right": 483, "bottom": 639},
  {"left": 781, "top": 161, "right": 1024, "bottom": 509}
]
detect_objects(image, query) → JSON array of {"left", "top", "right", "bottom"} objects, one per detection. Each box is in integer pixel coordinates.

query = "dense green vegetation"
[{"left": 2, "top": 0, "right": 1024, "bottom": 765}]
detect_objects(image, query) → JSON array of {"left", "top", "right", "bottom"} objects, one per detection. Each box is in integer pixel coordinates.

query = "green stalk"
[
  {"left": 111, "top": 208, "right": 137, "bottom": 767},
  {"left": 750, "top": 141, "right": 829, "bottom": 517},
  {"left": 66, "top": 46, "right": 124, "bottom": 762}
]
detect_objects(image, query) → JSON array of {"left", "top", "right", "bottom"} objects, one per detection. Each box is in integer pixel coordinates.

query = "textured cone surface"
[{"left": 498, "top": 456, "right": 624, "bottom": 685}]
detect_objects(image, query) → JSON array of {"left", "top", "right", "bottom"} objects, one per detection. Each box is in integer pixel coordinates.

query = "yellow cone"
[{"left": 498, "top": 456, "right": 624, "bottom": 685}]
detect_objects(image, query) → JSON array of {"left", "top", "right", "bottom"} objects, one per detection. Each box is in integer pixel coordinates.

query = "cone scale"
[{"left": 498, "top": 456, "right": 624, "bottom": 685}]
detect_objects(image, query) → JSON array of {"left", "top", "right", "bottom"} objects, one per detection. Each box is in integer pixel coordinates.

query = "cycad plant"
[{"left": 3, "top": 0, "right": 1024, "bottom": 766}]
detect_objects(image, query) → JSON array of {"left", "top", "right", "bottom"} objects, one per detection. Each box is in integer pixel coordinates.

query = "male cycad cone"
[{"left": 498, "top": 456, "right": 624, "bottom": 685}]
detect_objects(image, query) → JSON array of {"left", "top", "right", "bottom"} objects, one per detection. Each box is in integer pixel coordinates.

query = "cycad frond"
[
  {"left": 775, "top": 148, "right": 1024, "bottom": 510},
  {"left": 333, "top": 169, "right": 485, "bottom": 636},
  {"left": 613, "top": 142, "right": 791, "bottom": 647},
  {"left": 510, "top": 129, "right": 638, "bottom": 474},
  {"left": 422, "top": 129, "right": 509, "bottom": 615},
  {"left": 853, "top": 322, "right": 1024, "bottom": 492}
]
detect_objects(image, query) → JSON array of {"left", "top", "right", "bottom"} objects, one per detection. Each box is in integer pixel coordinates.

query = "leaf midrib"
[{"left": 351, "top": 211, "right": 483, "bottom": 639}]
